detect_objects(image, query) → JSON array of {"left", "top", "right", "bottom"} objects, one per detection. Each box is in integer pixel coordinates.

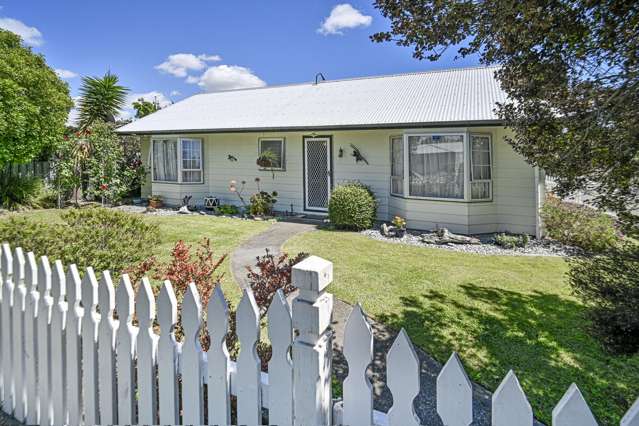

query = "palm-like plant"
[{"left": 77, "top": 71, "right": 128, "bottom": 129}]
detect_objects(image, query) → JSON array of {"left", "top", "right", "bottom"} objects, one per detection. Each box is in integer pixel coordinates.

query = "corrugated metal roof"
[{"left": 118, "top": 66, "right": 505, "bottom": 134}]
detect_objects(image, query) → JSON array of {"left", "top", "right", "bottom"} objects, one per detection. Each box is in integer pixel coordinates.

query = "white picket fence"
[{"left": 0, "top": 242, "right": 638, "bottom": 425}]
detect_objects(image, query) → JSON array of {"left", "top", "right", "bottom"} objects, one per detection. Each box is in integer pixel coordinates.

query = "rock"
[
  {"left": 178, "top": 205, "right": 191, "bottom": 214},
  {"left": 381, "top": 223, "right": 398, "bottom": 237},
  {"left": 421, "top": 228, "right": 481, "bottom": 245},
  {"left": 199, "top": 211, "right": 206, "bottom": 215},
  {"left": 144, "top": 207, "right": 156, "bottom": 213}
]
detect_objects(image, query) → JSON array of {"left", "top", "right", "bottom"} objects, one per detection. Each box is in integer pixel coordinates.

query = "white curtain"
[
  {"left": 152, "top": 139, "right": 178, "bottom": 182},
  {"left": 408, "top": 135, "right": 464, "bottom": 199}
]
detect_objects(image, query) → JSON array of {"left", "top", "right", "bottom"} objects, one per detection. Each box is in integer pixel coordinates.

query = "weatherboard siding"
[{"left": 140, "top": 127, "right": 539, "bottom": 235}]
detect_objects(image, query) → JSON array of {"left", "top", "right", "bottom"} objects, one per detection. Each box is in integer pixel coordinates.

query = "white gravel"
[{"left": 361, "top": 229, "right": 577, "bottom": 257}]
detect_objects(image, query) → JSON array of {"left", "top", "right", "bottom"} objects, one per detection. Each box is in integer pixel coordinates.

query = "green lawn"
[
  {"left": 0, "top": 209, "right": 271, "bottom": 302},
  {"left": 285, "top": 229, "right": 639, "bottom": 426}
]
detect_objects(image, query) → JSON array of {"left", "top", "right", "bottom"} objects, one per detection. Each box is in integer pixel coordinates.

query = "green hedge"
[
  {"left": 0, "top": 207, "right": 160, "bottom": 273},
  {"left": 328, "top": 183, "right": 377, "bottom": 231}
]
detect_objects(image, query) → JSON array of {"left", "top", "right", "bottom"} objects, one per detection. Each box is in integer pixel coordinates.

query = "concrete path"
[{"left": 230, "top": 221, "right": 318, "bottom": 288}]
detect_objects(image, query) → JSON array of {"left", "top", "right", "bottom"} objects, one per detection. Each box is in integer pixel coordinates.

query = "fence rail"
[
  {"left": 1, "top": 161, "right": 52, "bottom": 180},
  {"left": 0, "top": 243, "right": 638, "bottom": 425}
]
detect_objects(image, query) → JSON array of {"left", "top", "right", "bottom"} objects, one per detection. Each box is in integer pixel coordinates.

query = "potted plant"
[
  {"left": 392, "top": 216, "right": 407, "bottom": 237},
  {"left": 148, "top": 195, "right": 163, "bottom": 209}
]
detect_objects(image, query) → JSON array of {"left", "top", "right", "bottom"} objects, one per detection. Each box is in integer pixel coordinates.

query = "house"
[{"left": 117, "top": 66, "right": 545, "bottom": 237}]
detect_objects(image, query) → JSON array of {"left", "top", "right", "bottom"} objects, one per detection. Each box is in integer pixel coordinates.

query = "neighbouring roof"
[{"left": 118, "top": 66, "right": 506, "bottom": 134}]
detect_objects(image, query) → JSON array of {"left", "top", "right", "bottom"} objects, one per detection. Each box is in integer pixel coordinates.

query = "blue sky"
[{"left": 1, "top": 1, "right": 479, "bottom": 120}]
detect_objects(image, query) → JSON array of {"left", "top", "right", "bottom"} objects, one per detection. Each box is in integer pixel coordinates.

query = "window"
[
  {"left": 151, "top": 138, "right": 203, "bottom": 183},
  {"left": 181, "top": 139, "right": 203, "bottom": 183},
  {"left": 390, "top": 136, "right": 403, "bottom": 195},
  {"left": 408, "top": 134, "right": 465, "bottom": 199},
  {"left": 470, "top": 134, "right": 492, "bottom": 200},
  {"left": 152, "top": 139, "right": 178, "bottom": 182},
  {"left": 258, "top": 138, "right": 285, "bottom": 170}
]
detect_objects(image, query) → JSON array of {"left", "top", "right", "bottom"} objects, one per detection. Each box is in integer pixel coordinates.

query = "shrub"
[
  {"left": 217, "top": 204, "right": 239, "bottom": 215},
  {"left": 541, "top": 195, "right": 620, "bottom": 252},
  {"left": 0, "top": 207, "right": 160, "bottom": 273},
  {"left": 570, "top": 243, "right": 639, "bottom": 353},
  {"left": 249, "top": 191, "right": 277, "bottom": 216},
  {"left": 0, "top": 174, "right": 46, "bottom": 210},
  {"left": 494, "top": 233, "right": 530, "bottom": 249},
  {"left": 328, "top": 182, "right": 377, "bottom": 230},
  {"left": 246, "top": 249, "right": 308, "bottom": 315}
]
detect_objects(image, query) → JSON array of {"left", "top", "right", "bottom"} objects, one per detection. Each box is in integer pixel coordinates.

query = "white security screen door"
[{"left": 304, "top": 137, "right": 331, "bottom": 211}]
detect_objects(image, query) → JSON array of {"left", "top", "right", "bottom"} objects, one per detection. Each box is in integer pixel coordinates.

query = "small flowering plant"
[{"left": 392, "top": 215, "right": 407, "bottom": 230}]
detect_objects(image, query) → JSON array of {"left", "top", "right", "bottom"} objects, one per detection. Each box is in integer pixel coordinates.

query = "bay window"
[
  {"left": 151, "top": 137, "right": 203, "bottom": 183},
  {"left": 390, "top": 132, "right": 493, "bottom": 201}
]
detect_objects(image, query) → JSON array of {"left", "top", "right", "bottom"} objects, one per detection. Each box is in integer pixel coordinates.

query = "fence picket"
[
  {"left": 37, "top": 256, "right": 53, "bottom": 426},
  {"left": 157, "top": 281, "right": 180, "bottom": 425},
  {"left": 65, "top": 265, "right": 82, "bottom": 426},
  {"left": 622, "top": 397, "right": 639, "bottom": 426},
  {"left": 0, "top": 245, "right": 3, "bottom": 407},
  {"left": 1, "top": 244, "right": 14, "bottom": 414},
  {"left": 236, "top": 289, "right": 262, "bottom": 426},
  {"left": 386, "top": 329, "right": 420, "bottom": 426},
  {"left": 437, "top": 352, "right": 473, "bottom": 426},
  {"left": 81, "top": 267, "right": 100, "bottom": 425},
  {"left": 267, "top": 289, "right": 293, "bottom": 426},
  {"left": 11, "top": 248, "right": 26, "bottom": 422},
  {"left": 50, "top": 260, "right": 67, "bottom": 425},
  {"left": 182, "top": 283, "right": 204, "bottom": 425},
  {"left": 207, "top": 284, "right": 231, "bottom": 426},
  {"left": 115, "top": 274, "right": 137, "bottom": 424},
  {"left": 97, "top": 271, "right": 118, "bottom": 425},
  {"left": 552, "top": 383, "right": 597, "bottom": 426},
  {"left": 136, "top": 277, "right": 158, "bottom": 425},
  {"left": 24, "top": 252, "right": 39, "bottom": 425},
  {"left": 343, "top": 303, "right": 373, "bottom": 426},
  {"left": 492, "top": 370, "right": 532, "bottom": 426}
]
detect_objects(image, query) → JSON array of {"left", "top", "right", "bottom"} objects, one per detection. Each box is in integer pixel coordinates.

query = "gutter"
[{"left": 115, "top": 120, "right": 505, "bottom": 135}]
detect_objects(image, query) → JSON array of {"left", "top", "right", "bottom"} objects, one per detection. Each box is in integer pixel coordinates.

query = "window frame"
[
  {"left": 389, "top": 135, "right": 404, "bottom": 196},
  {"left": 388, "top": 131, "right": 494, "bottom": 202},
  {"left": 469, "top": 133, "right": 493, "bottom": 201},
  {"left": 258, "top": 137, "right": 286, "bottom": 171},
  {"left": 150, "top": 136, "right": 204, "bottom": 184}
]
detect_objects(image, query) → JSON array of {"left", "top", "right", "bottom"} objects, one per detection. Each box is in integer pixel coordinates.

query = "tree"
[
  {"left": 77, "top": 71, "right": 128, "bottom": 129},
  {"left": 371, "top": 0, "right": 639, "bottom": 236},
  {"left": 0, "top": 29, "right": 73, "bottom": 167},
  {"left": 132, "top": 97, "right": 161, "bottom": 118}
]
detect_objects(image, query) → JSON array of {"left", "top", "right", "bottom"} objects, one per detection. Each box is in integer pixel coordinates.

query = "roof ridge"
[{"left": 192, "top": 65, "right": 500, "bottom": 97}]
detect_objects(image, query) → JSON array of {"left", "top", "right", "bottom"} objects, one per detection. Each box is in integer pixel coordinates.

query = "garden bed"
[{"left": 361, "top": 228, "right": 578, "bottom": 257}]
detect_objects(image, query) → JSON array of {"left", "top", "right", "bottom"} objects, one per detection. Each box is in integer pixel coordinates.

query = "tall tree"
[
  {"left": 372, "top": 0, "right": 639, "bottom": 235},
  {"left": 132, "top": 97, "right": 161, "bottom": 118},
  {"left": 77, "top": 71, "right": 128, "bottom": 129},
  {"left": 0, "top": 29, "right": 73, "bottom": 167}
]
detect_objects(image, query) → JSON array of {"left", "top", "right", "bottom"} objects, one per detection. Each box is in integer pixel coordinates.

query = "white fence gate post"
[
  {"left": 50, "top": 260, "right": 68, "bottom": 426},
  {"left": 291, "top": 255, "right": 334, "bottom": 426},
  {"left": 1, "top": 243, "right": 14, "bottom": 415},
  {"left": 11, "top": 248, "right": 26, "bottom": 422},
  {"left": 37, "top": 256, "right": 54, "bottom": 426},
  {"left": 24, "top": 252, "right": 40, "bottom": 425},
  {"left": 65, "top": 265, "right": 83, "bottom": 426}
]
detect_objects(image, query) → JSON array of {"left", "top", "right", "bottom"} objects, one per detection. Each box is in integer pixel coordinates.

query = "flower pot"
[
  {"left": 395, "top": 228, "right": 406, "bottom": 238},
  {"left": 149, "top": 199, "right": 163, "bottom": 209}
]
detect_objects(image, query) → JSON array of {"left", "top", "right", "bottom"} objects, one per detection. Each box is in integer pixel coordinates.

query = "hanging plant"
[{"left": 256, "top": 149, "right": 279, "bottom": 178}]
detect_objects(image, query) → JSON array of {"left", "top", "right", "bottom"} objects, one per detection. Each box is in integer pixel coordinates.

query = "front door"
[{"left": 304, "top": 136, "right": 332, "bottom": 211}]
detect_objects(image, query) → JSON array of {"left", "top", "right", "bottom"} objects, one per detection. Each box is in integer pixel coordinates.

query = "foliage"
[
  {"left": 256, "top": 149, "right": 280, "bottom": 178},
  {"left": 371, "top": 0, "right": 639, "bottom": 238},
  {"left": 494, "top": 233, "right": 530, "bottom": 249},
  {"left": 0, "top": 29, "right": 73, "bottom": 167},
  {"left": 570, "top": 243, "right": 639, "bottom": 354},
  {"left": 0, "top": 174, "right": 46, "bottom": 210},
  {"left": 53, "top": 122, "right": 146, "bottom": 204},
  {"left": 77, "top": 71, "right": 128, "bottom": 129},
  {"left": 0, "top": 207, "right": 159, "bottom": 273},
  {"left": 217, "top": 204, "right": 239, "bottom": 215},
  {"left": 284, "top": 229, "right": 636, "bottom": 425},
  {"left": 246, "top": 249, "right": 309, "bottom": 315},
  {"left": 391, "top": 216, "right": 406, "bottom": 229},
  {"left": 541, "top": 196, "right": 620, "bottom": 252},
  {"left": 132, "top": 97, "right": 161, "bottom": 118},
  {"left": 328, "top": 182, "right": 377, "bottom": 231},
  {"left": 249, "top": 191, "right": 278, "bottom": 216}
]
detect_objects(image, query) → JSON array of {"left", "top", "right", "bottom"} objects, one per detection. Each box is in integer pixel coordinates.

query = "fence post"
[{"left": 291, "top": 255, "right": 334, "bottom": 426}]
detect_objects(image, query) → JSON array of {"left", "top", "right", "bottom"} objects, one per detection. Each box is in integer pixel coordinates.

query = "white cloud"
[
  {"left": 155, "top": 53, "right": 222, "bottom": 77},
  {"left": 67, "top": 96, "right": 81, "bottom": 126},
  {"left": 0, "top": 17, "right": 43, "bottom": 46},
  {"left": 317, "top": 4, "right": 372, "bottom": 35},
  {"left": 118, "top": 91, "right": 172, "bottom": 120},
  {"left": 55, "top": 68, "right": 78, "bottom": 79},
  {"left": 170, "top": 90, "right": 181, "bottom": 96},
  {"left": 188, "top": 65, "right": 266, "bottom": 92}
]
